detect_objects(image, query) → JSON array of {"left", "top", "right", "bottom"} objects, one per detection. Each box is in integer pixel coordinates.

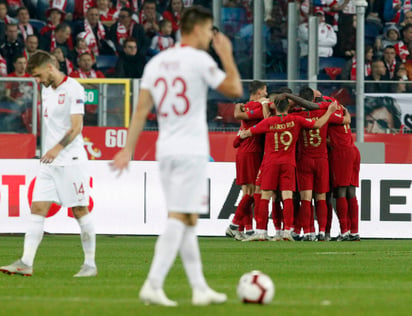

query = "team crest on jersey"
[{"left": 58, "top": 94, "right": 65, "bottom": 104}]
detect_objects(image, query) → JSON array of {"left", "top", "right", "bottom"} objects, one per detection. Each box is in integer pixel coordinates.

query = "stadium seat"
[
  {"left": 95, "top": 55, "right": 118, "bottom": 75},
  {"left": 29, "top": 19, "right": 46, "bottom": 32}
]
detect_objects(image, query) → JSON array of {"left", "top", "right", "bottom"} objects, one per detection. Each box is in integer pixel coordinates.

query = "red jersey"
[
  {"left": 318, "top": 97, "right": 354, "bottom": 149},
  {"left": 250, "top": 114, "right": 315, "bottom": 166},
  {"left": 293, "top": 109, "right": 344, "bottom": 159},
  {"left": 237, "top": 101, "right": 264, "bottom": 153}
]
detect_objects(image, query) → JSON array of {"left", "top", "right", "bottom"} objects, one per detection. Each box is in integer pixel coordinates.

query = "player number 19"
[{"left": 274, "top": 131, "right": 292, "bottom": 151}]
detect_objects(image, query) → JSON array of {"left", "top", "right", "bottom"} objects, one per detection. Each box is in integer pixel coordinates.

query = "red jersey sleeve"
[
  {"left": 328, "top": 111, "right": 344, "bottom": 125},
  {"left": 297, "top": 116, "right": 316, "bottom": 129},
  {"left": 246, "top": 107, "right": 263, "bottom": 120},
  {"left": 250, "top": 117, "right": 271, "bottom": 134}
]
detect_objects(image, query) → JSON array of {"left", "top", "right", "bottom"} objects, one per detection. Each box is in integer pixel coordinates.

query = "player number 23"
[
  {"left": 274, "top": 131, "right": 292, "bottom": 151},
  {"left": 155, "top": 77, "right": 190, "bottom": 117}
]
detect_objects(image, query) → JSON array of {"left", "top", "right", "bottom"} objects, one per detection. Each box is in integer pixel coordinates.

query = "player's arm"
[
  {"left": 282, "top": 93, "right": 320, "bottom": 110},
  {"left": 313, "top": 102, "right": 339, "bottom": 129},
  {"left": 233, "top": 103, "right": 248, "bottom": 120},
  {"left": 342, "top": 105, "right": 351, "bottom": 124},
  {"left": 40, "top": 114, "right": 83, "bottom": 163},
  {"left": 212, "top": 32, "right": 243, "bottom": 98},
  {"left": 111, "top": 89, "right": 154, "bottom": 171}
]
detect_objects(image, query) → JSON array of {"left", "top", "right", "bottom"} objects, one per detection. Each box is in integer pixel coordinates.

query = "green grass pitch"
[{"left": 0, "top": 235, "right": 411, "bottom": 316}]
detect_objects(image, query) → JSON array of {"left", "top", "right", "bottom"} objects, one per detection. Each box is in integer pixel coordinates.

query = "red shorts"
[
  {"left": 235, "top": 152, "right": 262, "bottom": 185},
  {"left": 261, "top": 163, "right": 296, "bottom": 191},
  {"left": 297, "top": 156, "right": 329, "bottom": 193},
  {"left": 330, "top": 145, "right": 360, "bottom": 188}
]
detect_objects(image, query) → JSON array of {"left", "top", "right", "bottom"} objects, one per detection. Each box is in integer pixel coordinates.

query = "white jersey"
[
  {"left": 140, "top": 44, "right": 226, "bottom": 158},
  {"left": 41, "top": 76, "right": 88, "bottom": 165}
]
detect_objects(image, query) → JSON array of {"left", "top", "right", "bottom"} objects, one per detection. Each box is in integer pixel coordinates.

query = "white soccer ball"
[{"left": 237, "top": 270, "right": 275, "bottom": 304}]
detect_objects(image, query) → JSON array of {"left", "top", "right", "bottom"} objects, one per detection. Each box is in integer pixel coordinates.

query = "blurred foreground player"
[
  {"left": 111, "top": 6, "right": 242, "bottom": 306},
  {"left": 0, "top": 51, "right": 96, "bottom": 277}
]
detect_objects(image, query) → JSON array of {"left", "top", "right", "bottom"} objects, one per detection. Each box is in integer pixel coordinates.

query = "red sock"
[
  {"left": 336, "top": 197, "right": 349, "bottom": 234},
  {"left": 315, "top": 200, "right": 327, "bottom": 232},
  {"left": 256, "top": 199, "right": 269, "bottom": 230},
  {"left": 299, "top": 200, "right": 311, "bottom": 234},
  {"left": 310, "top": 203, "right": 315, "bottom": 232},
  {"left": 232, "top": 194, "right": 253, "bottom": 226},
  {"left": 253, "top": 193, "right": 261, "bottom": 227},
  {"left": 348, "top": 197, "right": 359, "bottom": 234},
  {"left": 283, "top": 199, "right": 294, "bottom": 231},
  {"left": 243, "top": 202, "right": 253, "bottom": 231},
  {"left": 326, "top": 200, "right": 333, "bottom": 234},
  {"left": 272, "top": 200, "right": 283, "bottom": 230}
]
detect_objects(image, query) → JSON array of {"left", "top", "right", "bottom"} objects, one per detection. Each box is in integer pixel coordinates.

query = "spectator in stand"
[
  {"left": 383, "top": 0, "right": 412, "bottom": 25},
  {"left": 16, "top": 7, "right": 38, "bottom": 42},
  {"left": 40, "top": 3, "right": 66, "bottom": 36},
  {"left": 51, "top": 47, "right": 74, "bottom": 75},
  {"left": 39, "top": 23, "right": 74, "bottom": 62},
  {"left": 150, "top": 19, "right": 174, "bottom": 55},
  {"left": 74, "top": 0, "right": 97, "bottom": 20},
  {"left": 5, "top": 0, "right": 37, "bottom": 18},
  {"left": 365, "top": 59, "right": 393, "bottom": 93},
  {"left": 0, "top": 53, "right": 7, "bottom": 76},
  {"left": 97, "top": 0, "right": 117, "bottom": 28},
  {"left": 375, "top": 24, "right": 402, "bottom": 57},
  {"left": 108, "top": 7, "right": 149, "bottom": 54},
  {"left": 73, "top": 33, "right": 95, "bottom": 67},
  {"left": 402, "top": 41, "right": 412, "bottom": 78},
  {"left": 382, "top": 45, "right": 402, "bottom": 79},
  {"left": 5, "top": 54, "right": 32, "bottom": 110},
  {"left": 23, "top": 34, "right": 39, "bottom": 60},
  {"left": 395, "top": 23, "right": 412, "bottom": 62},
  {"left": 341, "top": 45, "right": 374, "bottom": 80},
  {"left": 0, "top": 23, "right": 24, "bottom": 74},
  {"left": 114, "top": 37, "right": 146, "bottom": 78},
  {"left": 335, "top": 13, "right": 356, "bottom": 58},
  {"left": 74, "top": 6, "right": 115, "bottom": 57},
  {"left": 393, "top": 62, "right": 409, "bottom": 92},
  {"left": 139, "top": 0, "right": 162, "bottom": 39},
  {"left": 401, "top": 9, "right": 412, "bottom": 26},
  {"left": 0, "top": 2, "right": 13, "bottom": 42},
  {"left": 71, "top": 52, "right": 105, "bottom": 78},
  {"left": 162, "top": 0, "right": 184, "bottom": 39},
  {"left": 298, "top": 7, "right": 337, "bottom": 57}
]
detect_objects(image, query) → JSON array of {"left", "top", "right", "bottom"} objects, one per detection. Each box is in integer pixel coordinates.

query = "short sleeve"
[
  {"left": 70, "top": 81, "right": 85, "bottom": 115},
  {"left": 328, "top": 111, "right": 344, "bottom": 124},
  {"left": 199, "top": 52, "right": 226, "bottom": 89},
  {"left": 298, "top": 116, "right": 316, "bottom": 129}
]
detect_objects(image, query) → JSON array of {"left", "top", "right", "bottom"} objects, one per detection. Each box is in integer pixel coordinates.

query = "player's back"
[
  {"left": 238, "top": 101, "right": 264, "bottom": 153},
  {"left": 258, "top": 114, "right": 311, "bottom": 166},
  {"left": 141, "top": 44, "right": 226, "bottom": 158}
]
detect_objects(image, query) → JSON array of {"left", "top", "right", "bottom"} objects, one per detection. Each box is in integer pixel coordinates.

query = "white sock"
[
  {"left": 21, "top": 214, "right": 45, "bottom": 267},
  {"left": 77, "top": 213, "right": 96, "bottom": 268},
  {"left": 179, "top": 225, "right": 208, "bottom": 292},
  {"left": 147, "top": 218, "right": 185, "bottom": 289}
]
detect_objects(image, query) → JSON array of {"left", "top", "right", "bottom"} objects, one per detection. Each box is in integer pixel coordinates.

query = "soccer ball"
[{"left": 237, "top": 270, "right": 275, "bottom": 304}]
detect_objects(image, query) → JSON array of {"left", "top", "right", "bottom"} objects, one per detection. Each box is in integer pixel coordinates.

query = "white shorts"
[
  {"left": 158, "top": 155, "right": 209, "bottom": 214},
  {"left": 32, "top": 163, "right": 90, "bottom": 207}
]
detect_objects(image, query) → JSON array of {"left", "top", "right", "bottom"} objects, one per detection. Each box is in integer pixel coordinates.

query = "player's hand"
[
  {"left": 40, "top": 145, "right": 62, "bottom": 164},
  {"left": 110, "top": 148, "right": 132, "bottom": 176},
  {"left": 239, "top": 129, "right": 251, "bottom": 139},
  {"left": 212, "top": 32, "right": 233, "bottom": 58},
  {"left": 328, "top": 101, "right": 339, "bottom": 113}
]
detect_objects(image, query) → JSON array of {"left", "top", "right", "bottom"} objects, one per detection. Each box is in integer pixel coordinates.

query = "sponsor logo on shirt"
[{"left": 76, "top": 99, "right": 84, "bottom": 104}]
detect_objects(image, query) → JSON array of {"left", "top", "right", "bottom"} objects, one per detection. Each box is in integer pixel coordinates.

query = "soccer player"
[
  {"left": 111, "top": 6, "right": 242, "bottom": 306},
  {"left": 288, "top": 87, "right": 351, "bottom": 241},
  {"left": 226, "top": 80, "right": 268, "bottom": 241},
  {"left": 239, "top": 97, "right": 338, "bottom": 241},
  {"left": 0, "top": 51, "right": 96, "bottom": 277}
]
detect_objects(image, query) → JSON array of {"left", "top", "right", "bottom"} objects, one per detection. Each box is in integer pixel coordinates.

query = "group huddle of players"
[{"left": 225, "top": 81, "right": 361, "bottom": 242}]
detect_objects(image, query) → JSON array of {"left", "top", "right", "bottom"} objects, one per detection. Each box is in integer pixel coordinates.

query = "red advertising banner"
[
  {"left": 82, "top": 127, "right": 412, "bottom": 163},
  {"left": 0, "top": 134, "right": 36, "bottom": 158}
]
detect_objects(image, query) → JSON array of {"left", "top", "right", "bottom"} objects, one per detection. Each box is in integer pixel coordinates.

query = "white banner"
[{"left": 0, "top": 160, "right": 412, "bottom": 238}]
